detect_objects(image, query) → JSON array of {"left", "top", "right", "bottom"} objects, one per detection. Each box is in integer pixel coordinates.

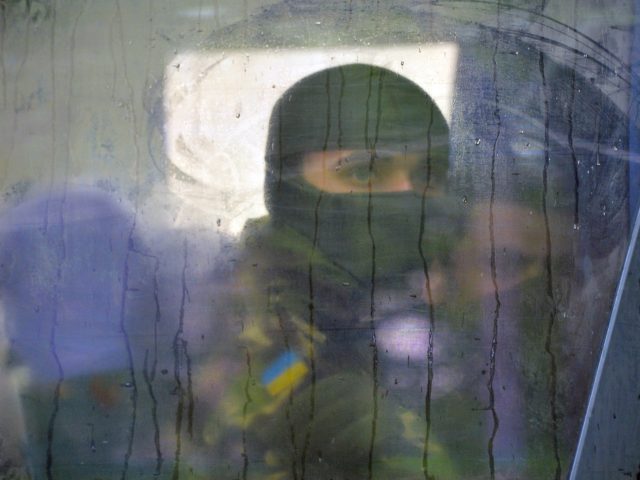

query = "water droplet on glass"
[
  {"left": 475, "top": 138, "right": 481, "bottom": 145},
  {"left": 462, "top": 195, "right": 468, "bottom": 204},
  {"left": 573, "top": 223, "right": 580, "bottom": 230}
]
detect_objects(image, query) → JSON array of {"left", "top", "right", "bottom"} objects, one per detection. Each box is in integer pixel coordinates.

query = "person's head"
[
  {"left": 265, "top": 63, "right": 449, "bottom": 205},
  {"left": 262, "top": 64, "right": 456, "bottom": 284}
]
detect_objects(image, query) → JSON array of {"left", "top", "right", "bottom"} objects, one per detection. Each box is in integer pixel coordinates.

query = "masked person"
[
  {"left": 194, "top": 49, "right": 630, "bottom": 479},
  {"left": 3, "top": 47, "right": 630, "bottom": 480},
  {"left": 190, "top": 64, "right": 484, "bottom": 480}
]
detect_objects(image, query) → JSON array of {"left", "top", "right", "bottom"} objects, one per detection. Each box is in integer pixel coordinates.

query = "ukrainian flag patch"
[{"left": 261, "top": 351, "right": 308, "bottom": 396}]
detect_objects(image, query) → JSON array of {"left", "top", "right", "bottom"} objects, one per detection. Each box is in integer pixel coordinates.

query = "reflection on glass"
[{"left": 0, "top": 12, "right": 633, "bottom": 479}]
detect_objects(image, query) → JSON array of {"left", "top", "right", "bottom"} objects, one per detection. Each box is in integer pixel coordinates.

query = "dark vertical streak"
[
  {"left": 301, "top": 190, "right": 321, "bottom": 480},
  {"left": 425, "top": 141, "right": 432, "bottom": 189},
  {"left": 171, "top": 242, "right": 190, "bottom": 480},
  {"left": 46, "top": 243, "right": 66, "bottom": 480},
  {"left": 337, "top": 67, "right": 345, "bottom": 149},
  {"left": 143, "top": 350, "right": 164, "bottom": 477},
  {"left": 277, "top": 102, "right": 283, "bottom": 189},
  {"left": 144, "top": 80, "right": 167, "bottom": 177},
  {"left": 365, "top": 68, "right": 384, "bottom": 480},
  {"left": 130, "top": 248, "right": 161, "bottom": 381},
  {"left": 539, "top": 0, "right": 548, "bottom": 13},
  {"left": 538, "top": 52, "right": 562, "bottom": 480},
  {"left": 365, "top": 161, "right": 379, "bottom": 477},
  {"left": 241, "top": 349, "right": 253, "bottom": 480},
  {"left": 372, "top": 71, "right": 385, "bottom": 144},
  {"left": 45, "top": 5, "right": 84, "bottom": 472},
  {"left": 151, "top": 257, "right": 161, "bottom": 381},
  {"left": 487, "top": 8, "right": 502, "bottom": 478},
  {"left": 567, "top": 67, "right": 580, "bottom": 227},
  {"left": 184, "top": 340, "right": 195, "bottom": 438},
  {"left": 363, "top": 68, "right": 374, "bottom": 150},
  {"left": 595, "top": 110, "right": 602, "bottom": 171},
  {"left": 171, "top": 390, "right": 184, "bottom": 480},
  {"left": 275, "top": 308, "right": 299, "bottom": 480},
  {"left": 419, "top": 104, "right": 436, "bottom": 480},
  {"left": 300, "top": 70, "right": 333, "bottom": 480},
  {"left": 118, "top": 232, "right": 139, "bottom": 480}
]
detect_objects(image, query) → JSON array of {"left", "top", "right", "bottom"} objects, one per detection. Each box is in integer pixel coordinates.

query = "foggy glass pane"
[{"left": 0, "top": 1, "right": 638, "bottom": 479}]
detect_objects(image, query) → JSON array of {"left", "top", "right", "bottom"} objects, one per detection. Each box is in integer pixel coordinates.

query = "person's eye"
[{"left": 344, "top": 163, "right": 373, "bottom": 184}]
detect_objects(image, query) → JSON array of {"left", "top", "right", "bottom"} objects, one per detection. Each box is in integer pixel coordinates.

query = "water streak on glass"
[
  {"left": 538, "top": 51, "right": 562, "bottom": 480},
  {"left": 486, "top": 3, "right": 503, "bottom": 476},
  {"left": 418, "top": 102, "right": 437, "bottom": 480},
  {"left": 365, "top": 65, "right": 381, "bottom": 480}
]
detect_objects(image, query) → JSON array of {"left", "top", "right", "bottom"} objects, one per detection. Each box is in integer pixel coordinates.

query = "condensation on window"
[{"left": 0, "top": 1, "right": 639, "bottom": 479}]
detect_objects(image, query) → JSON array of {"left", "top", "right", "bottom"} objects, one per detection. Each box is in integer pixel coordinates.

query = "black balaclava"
[{"left": 264, "top": 64, "right": 459, "bottom": 285}]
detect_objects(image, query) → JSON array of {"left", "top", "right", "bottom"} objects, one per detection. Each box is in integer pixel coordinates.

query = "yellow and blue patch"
[{"left": 261, "top": 351, "right": 308, "bottom": 396}]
